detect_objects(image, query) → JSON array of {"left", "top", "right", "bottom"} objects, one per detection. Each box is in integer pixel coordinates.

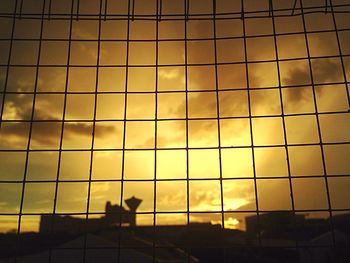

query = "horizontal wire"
[
  {"left": 1, "top": 173, "right": 350, "bottom": 184},
  {"left": 1, "top": 27, "right": 350, "bottom": 43},
  {"left": 2, "top": 109, "right": 350, "bottom": 122},
  {"left": 0, "top": 3, "right": 350, "bottom": 21},
  {"left": 1, "top": 208, "right": 350, "bottom": 217},
  {"left": 2, "top": 81, "right": 350, "bottom": 96},
  {"left": 1, "top": 141, "right": 350, "bottom": 153},
  {"left": 3, "top": 52, "right": 350, "bottom": 67}
]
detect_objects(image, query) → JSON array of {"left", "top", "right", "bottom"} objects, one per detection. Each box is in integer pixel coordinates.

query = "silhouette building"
[
  {"left": 245, "top": 211, "right": 306, "bottom": 236},
  {"left": 39, "top": 198, "right": 142, "bottom": 234}
]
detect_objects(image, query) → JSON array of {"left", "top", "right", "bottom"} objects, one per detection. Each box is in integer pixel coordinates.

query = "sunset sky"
[{"left": 0, "top": 0, "right": 350, "bottom": 233}]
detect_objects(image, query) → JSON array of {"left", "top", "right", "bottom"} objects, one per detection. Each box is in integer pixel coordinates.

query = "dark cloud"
[
  {"left": 0, "top": 94, "right": 117, "bottom": 148},
  {"left": 0, "top": 121, "right": 117, "bottom": 148},
  {"left": 282, "top": 58, "right": 343, "bottom": 87},
  {"left": 282, "top": 58, "right": 344, "bottom": 105},
  {"left": 282, "top": 64, "right": 311, "bottom": 87},
  {"left": 312, "top": 58, "right": 345, "bottom": 83}
]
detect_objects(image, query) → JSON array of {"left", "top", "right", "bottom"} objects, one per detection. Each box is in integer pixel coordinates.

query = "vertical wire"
[
  {"left": 268, "top": 0, "right": 272, "bottom": 17},
  {"left": 299, "top": 0, "right": 336, "bottom": 247},
  {"left": 241, "top": 0, "right": 262, "bottom": 248},
  {"left": 104, "top": 0, "right": 108, "bottom": 21},
  {"left": 0, "top": 0, "right": 19, "bottom": 129},
  {"left": 270, "top": 0, "right": 299, "bottom": 251},
  {"left": 329, "top": 0, "right": 350, "bottom": 109},
  {"left": 19, "top": 0, "right": 24, "bottom": 19},
  {"left": 76, "top": 0, "right": 80, "bottom": 20},
  {"left": 0, "top": 2, "right": 19, "bottom": 258},
  {"left": 212, "top": 0, "right": 225, "bottom": 237},
  {"left": 184, "top": 0, "right": 191, "bottom": 261},
  {"left": 291, "top": 0, "right": 298, "bottom": 16},
  {"left": 159, "top": 0, "right": 162, "bottom": 22},
  {"left": 152, "top": 0, "right": 160, "bottom": 261},
  {"left": 82, "top": 0, "right": 103, "bottom": 261},
  {"left": 132, "top": 0, "right": 135, "bottom": 21},
  {"left": 47, "top": 0, "right": 75, "bottom": 261},
  {"left": 48, "top": 0, "right": 52, "bottom": 20},
  {"left": 186, "top": 0, "right": 189, "bottom": 22},
  {"left": 14, "top": 0, "right": 47, "bottom": 262},
  {"left": 117, "top": 0, "right": 132, "bottom": 261},
  {"left": 212, "top": 1, "right": 225, "bottom": 260}
]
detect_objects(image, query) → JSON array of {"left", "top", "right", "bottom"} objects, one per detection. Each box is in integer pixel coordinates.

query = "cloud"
[
  {"left": 0, "top": 183, "right": 21, "bottom": 213},
  {"left": 0, "top": 94, "right": 117, "bottom": 148},
  {"left": 158, "top": 68, "right": 181, "bottom": 80},
  {"left": 312, "top": 58, "right": 344, "bottom": 83},
  {"left": 281, "top": 58, "right": 345, "bottom": 108},
  {"left": 188, "top": 180, "right": 255, "bottom": 212},
  {"left": 191, "top": 188, "right": 221, "bottom": 211},
  {"left": 157, "top": 189, "right": 186, "bottom": 210},
  {"left": 0, "top": 121, "right": 117, "bottom": 147},
  {"left": 282, "top": 63, "right": 310, "bottom": 87},
  {"left": 67, "top": 122, "right": 115, "bottom": 138}
]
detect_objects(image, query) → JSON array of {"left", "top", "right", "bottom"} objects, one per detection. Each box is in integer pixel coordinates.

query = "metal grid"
[{"left": 0, "top": 0, "right": 350, "bottom": 262}]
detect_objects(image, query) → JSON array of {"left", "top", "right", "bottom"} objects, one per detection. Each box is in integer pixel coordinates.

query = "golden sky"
[{"left": 0, "top": 0, "right": 350, "bottom": 232}]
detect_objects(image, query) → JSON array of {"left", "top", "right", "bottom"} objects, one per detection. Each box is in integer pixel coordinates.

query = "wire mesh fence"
[{"left": 0, "top": 0, "right": 350, "bottom": 262}]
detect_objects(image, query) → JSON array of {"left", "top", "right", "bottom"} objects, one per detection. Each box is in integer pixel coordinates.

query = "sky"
[{"left": 0, "top": 0, "right": 350, "bottom": 233}]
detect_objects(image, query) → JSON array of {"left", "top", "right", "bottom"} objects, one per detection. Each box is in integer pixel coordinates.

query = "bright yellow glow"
[{"left": 224, "top": 217, "right": 241, "bottom": 230}]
